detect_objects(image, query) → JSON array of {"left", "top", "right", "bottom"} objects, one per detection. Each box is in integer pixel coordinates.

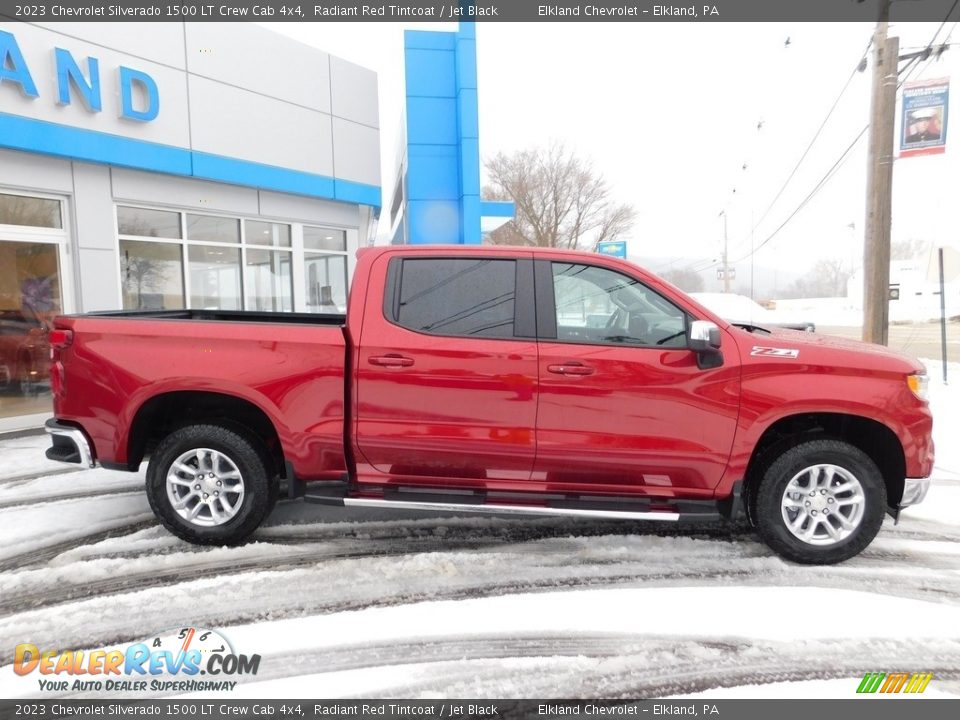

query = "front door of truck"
[
  {"left": 354, "top": 253, "right": 538, "bottom": 487},
  {"left": 533, "top": 259, "right": 740, "bottom": 497}
]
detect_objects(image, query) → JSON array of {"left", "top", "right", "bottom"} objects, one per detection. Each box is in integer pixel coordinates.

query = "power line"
[
  {"left": 928, "top": 0, "right": 959, "bottom": 49},
  {"left": 898, "top": 3, "right": 958, "bottom": 86},
  {"left": 737, "top": 10, "right": 956, "bottom": 268},
  {"left": 747, "top": 35, "right": 873, "bottom": 238},
  {"left": 730, "top": 125, "right": 868, "bottom": 265},
  {"left": 945, "top": 20, "right": 959, "bottom": 44}
]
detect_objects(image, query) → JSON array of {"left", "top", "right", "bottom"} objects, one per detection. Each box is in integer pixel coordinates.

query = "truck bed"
[{"left": 51, "top": 311, "right": 348, "bottom": 481}]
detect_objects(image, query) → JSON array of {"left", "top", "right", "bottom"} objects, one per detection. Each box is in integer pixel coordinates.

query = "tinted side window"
[{"left": 396, "top": 259, "right": 516, "bottom": 338}]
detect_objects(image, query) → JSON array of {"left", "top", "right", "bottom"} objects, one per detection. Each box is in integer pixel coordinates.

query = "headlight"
[{"left": 907, "top": 373, "right": 929, "bottom": 401}]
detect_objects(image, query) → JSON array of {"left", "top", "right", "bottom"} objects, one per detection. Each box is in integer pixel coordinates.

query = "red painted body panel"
[
  {"left": 352, "top": 250, "right": 538, "bottom": 488},
  {"left": 52, "top": 316, "right": 347, "bottom": 481},
  {"left": 714, "top": 325, "right": 934, "bottom": 496},
  {"left": 535, "top": 341, "right": 740, "bottom": 497},
  {"left": 51, "top": 245, "right": 934, "bottom": 505},
  {"left": 528, "top": 249, "right": 741, "bottom": 497}
]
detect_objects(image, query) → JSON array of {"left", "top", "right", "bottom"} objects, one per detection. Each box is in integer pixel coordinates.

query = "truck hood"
[{"left": 736, "top": 325, "right": 926, "bottom": 375}]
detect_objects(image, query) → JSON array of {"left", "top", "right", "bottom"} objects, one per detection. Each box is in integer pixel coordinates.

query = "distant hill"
[{"left": 633, "top": 255, "right": 806, "bottom": 301}]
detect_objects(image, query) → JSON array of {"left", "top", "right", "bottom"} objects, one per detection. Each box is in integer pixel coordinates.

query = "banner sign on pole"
[{"left": 900, "top": 78, "right": 949, "bottom": 158}]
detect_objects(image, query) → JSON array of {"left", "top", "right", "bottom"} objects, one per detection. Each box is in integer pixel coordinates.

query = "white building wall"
[{"left": 0, "top": 22, "right": 380, "bottom": 189}]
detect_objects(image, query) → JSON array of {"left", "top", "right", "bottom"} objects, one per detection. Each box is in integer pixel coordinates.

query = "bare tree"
[
  {"left": 484, "top": 143, "right": 635, "bottom": 249},
  {"left": 121, "top": 252, "right": 168, "bottom": 309},
  {"left": 891, "top": 238, "right": 931, "bottom": 261},
  {"left": 0, "top": 194, "right": 60, "bottom": 228},
  {"left": 662, "top": 268, "right": 705, "bottom": 293},
  {"left": 781, "top": 258, "right": 851, "bottom": 299}
]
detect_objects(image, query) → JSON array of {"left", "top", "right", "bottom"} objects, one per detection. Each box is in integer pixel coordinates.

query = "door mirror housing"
[
  {"left": 689, "top": 320, "right": 723, "bottom": 369},
  {"left": 688, "top": 320, "right": 721, "bottom": 353}
]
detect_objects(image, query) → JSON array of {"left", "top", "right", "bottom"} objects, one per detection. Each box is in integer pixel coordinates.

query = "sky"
[{"left": 263, "top": 20, "right": 960, "bottom": 290}]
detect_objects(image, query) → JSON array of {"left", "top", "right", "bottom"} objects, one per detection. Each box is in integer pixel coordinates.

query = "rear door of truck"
[{"left": 353, "top": 250, "right": 538, "bottom": 487}]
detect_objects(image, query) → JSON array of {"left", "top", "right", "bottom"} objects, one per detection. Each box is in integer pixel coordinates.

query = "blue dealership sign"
[{"left": 596, "top": 240, "right": 627, "bottom": 258}]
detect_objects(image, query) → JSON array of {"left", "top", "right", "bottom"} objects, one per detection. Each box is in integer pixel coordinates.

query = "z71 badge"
[{"left": 751, "top": 346, "right": 800, "bottom": 359}]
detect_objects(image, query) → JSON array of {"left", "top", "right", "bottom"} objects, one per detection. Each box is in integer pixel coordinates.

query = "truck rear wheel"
[
  {"left": 146, "top": 424, "right": 275, "bottom": 545},
  {"left": 755, "top": 438, "right": 886, "bottom": 564}
]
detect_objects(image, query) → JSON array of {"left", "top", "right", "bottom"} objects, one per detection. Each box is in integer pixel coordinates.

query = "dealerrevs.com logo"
[{"left": 13, "top": 627, "right": 260, "bottom": 694}]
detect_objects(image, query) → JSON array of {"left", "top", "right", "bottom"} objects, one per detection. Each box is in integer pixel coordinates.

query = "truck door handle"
[
  {"left": 547, "top": 362, "right": 595, "bottom": 376},
  {"left": 369, "top": 354, "right": 414, "bottom": 367}
]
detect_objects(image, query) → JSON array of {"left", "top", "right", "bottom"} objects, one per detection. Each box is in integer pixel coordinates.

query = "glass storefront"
[
  {"left": 0, "top": 193, "right": 65, "bottom": 424},
  {"left": 120, "top": 240, "right": 185, "bottom": 311},
  {"left": 0, "top": 195, "right": 354, "bottom": 429},
  {"left": 118, "top": 206, "right": 349, "bottom": 314},
  {"left": 304, "top": 227, "right": 348, "bottom": 313}
]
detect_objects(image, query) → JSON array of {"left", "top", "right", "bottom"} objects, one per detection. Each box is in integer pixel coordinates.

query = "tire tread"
[
  {"left": 146, "top": 423, "right": 274, "bottom": 545},
  {"left": 755, "top": 438, "right": 887, "bottom": 565}
]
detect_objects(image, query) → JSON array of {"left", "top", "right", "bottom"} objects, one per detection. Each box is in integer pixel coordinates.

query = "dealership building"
[{"left": 0, "top": 22, "right": 382, "bottom": 431}]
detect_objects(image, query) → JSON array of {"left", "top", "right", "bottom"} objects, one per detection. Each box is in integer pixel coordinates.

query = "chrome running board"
[{"left": 340, "top": 497, "right": 680, "bottom": 521}]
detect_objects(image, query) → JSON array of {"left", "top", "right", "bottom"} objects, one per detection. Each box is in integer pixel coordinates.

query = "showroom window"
[
  {"left": 304, "top": 226, "right": 348, "bottom": 313},
  {"left": 118, "top": 206, "right": 346, "bottom": 313},
  {"left": 0, "top": 192, "right": 68, "bottom": 427}
]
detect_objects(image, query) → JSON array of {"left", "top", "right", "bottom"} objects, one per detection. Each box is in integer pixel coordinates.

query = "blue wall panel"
[
  {"left": 457, "top": 89, "right": 479, "bottom": 140},
  {"left": 458, "top": 138, "right": 481, "bottom": 196},
  {"left": 407, "top": 200, "right": 461, "bottom": 244},
  {"left": 0, "top": 112, "right": 381, "bottom": 209},
  {"left": 405, "top": 49, "right": 456, "bottom": 97},
  {"left": 0, "top": 111, "right": 191, "bottom": 175},
  {"left": 480, "top": 200, "right": 516, "bottom": 218},
  {"left": 407, "top": 146, "right": 460, "bottom": 200},
  {"left": 405, "top": 30, "right": 456, "bottom": 51},
  {"left": 406, "top": 97, "right": 459, "bottom": 146},
  {"left": 460, "top": 194, "right": 481, "bottom": 245},
  {"left": 402, "top": 22, "right": 491, "bottom": 245}
]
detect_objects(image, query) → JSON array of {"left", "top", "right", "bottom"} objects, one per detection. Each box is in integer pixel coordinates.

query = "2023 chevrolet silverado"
[{"left": 44, "top": 246, "right": 933, "bottom": 564}]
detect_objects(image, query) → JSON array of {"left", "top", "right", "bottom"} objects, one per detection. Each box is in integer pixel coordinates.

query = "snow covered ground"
[{"left": 0, "top": 363, "right": 958, "bottom": 700}]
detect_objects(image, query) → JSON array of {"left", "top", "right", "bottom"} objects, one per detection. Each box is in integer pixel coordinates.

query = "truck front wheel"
[
  {"left": 146, "top": 424, "right": 275, "bottom": 545},
  {"left": 755, "top": 439, "right": 887, "bottom": 564}
]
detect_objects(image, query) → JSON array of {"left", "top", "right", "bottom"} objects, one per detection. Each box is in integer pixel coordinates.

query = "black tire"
[
  {"left": 755, "top": 438, "right": 887, "bottom": 565},
  {"left": 146, "top": 424, "right": 276, "bottom": 545}
]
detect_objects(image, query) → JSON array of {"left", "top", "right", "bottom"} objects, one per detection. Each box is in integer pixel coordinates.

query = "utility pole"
[
  {"left": 720, "top": 210, "right": 730, "bottom": 292},
  {"left": 862, "top": 2, "right": 898, "bottom": 345}
]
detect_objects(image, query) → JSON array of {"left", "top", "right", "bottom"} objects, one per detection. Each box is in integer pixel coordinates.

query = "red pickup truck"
[{"left": 44, "top": 246, "right": 933, "bottom": 564}]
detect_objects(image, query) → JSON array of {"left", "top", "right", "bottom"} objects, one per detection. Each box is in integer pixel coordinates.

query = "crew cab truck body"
[{"left": 45, "top": 246, "right": 934, "bottom": 564}]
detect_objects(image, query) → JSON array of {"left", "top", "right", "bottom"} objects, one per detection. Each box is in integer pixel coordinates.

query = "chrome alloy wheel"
[
  {"left": 166, "top": 448, "right": 245, "bottom": 527},
  {"left": 781, "top": 464, "right": 865, "bottom": 546}
]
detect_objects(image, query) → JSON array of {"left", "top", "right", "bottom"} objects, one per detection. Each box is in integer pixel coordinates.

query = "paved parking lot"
[{"left": 818, "top": 321, "right": 959, "bottom": 365}]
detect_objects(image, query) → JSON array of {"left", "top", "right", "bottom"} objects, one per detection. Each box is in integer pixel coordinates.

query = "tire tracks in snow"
[
  {"left": 49, "top": 634, "right": 960, "bottom": 700},
  {"left": 3, "top": 515, "right": 959, "bottom": 619},
  {"left": 0, "top": 487, "right": 143, "bottom": 511},
  {"left": 0, "top": 519, "right": 156, "bottom": 573},
  {"left": 316, "top": 635, "right": 960, "bottom": 700},
  {"left": 3, "top": 544, "right": 960, "bottom": 666}
]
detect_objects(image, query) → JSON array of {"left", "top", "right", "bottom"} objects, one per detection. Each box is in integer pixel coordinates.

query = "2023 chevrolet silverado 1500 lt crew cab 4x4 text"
[{"left": 43, "top": 246, "right": 933, "bottom": 564}]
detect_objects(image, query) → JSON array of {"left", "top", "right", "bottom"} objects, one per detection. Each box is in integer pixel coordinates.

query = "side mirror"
[{"left": 688, "top": 320, "right": 721, "bottom": 353}]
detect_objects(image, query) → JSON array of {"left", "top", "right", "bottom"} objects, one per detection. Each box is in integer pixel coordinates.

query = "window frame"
[
  {"left": 115, "top": 203, "right": 351, "bottom": 314},
  {"left": 302, "top": 225, "right": 349, "bottom": 314},
  {"left": 0, "top": 188, "right": 74, "bottom": 433},
  {"left": 535, "top": 259, "right": 690, "bottom": 349},
  {"left": 383, "top": 256, "right": 535, "bottom": 341}
]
